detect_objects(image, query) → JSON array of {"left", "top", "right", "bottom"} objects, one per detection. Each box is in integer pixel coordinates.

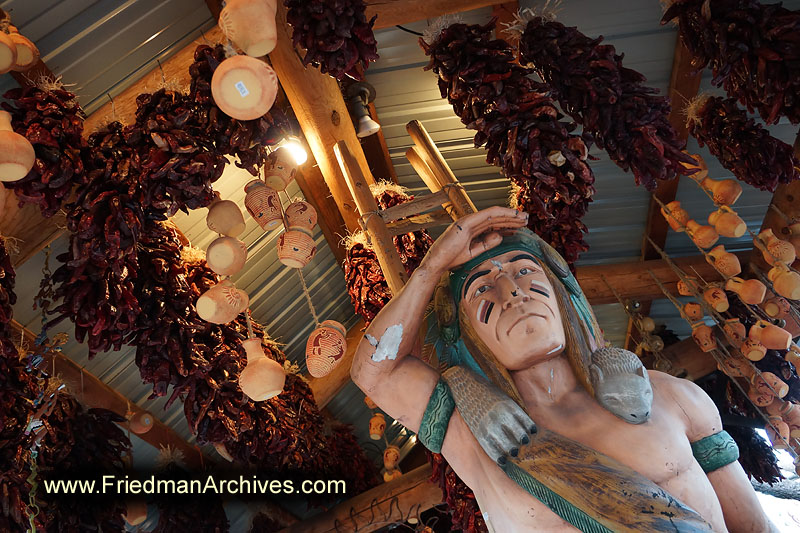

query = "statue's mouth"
[{"left": 506, "top": 313, "right": 547, "bottom": 337}]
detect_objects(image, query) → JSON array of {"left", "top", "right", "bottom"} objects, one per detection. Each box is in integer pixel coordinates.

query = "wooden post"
[
  {"left": 406, "top": 146, "right": 459, "bottom": 221},
  {"left": 406, "top": 120, "right": 477, "bottom": 218},
  {"left": 269, "top": 2, "right": 374, "bottom": 234},
  {"left": 334, "top": 141, "right": 408, "bottom": 295}
]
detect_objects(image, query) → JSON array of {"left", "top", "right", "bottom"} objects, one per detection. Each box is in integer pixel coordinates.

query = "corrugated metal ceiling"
[{"left": 3, "top": 0, "right": 800, "bottom": 529}]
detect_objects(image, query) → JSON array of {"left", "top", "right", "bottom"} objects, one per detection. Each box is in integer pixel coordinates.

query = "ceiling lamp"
[
  {"left": 346, "top": 82, "right": 380, "bottom": 138},
  {"left": 280, "top": 136, "right": 308, "bottom": 166}
]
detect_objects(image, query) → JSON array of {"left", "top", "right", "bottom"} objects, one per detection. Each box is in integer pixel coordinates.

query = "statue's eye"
[
  {"left": 516, "top": 268, "right": 532, "bottom": 277},
  {"left": 475, "top": 284, "right": 491, "bottom": 295}
]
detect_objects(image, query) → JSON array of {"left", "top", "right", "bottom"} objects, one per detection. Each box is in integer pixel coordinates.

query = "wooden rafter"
[
  {"left": 626, "top": 38, "right": 702, "bottom": 350},
  {"left": 750, "top": 181, "right": 800, "bottom": 270},
  {"left": 8, "top": 320, "right": 205, "bottom": 469},
  {"left": 366, "top": 0, "right": 499, "bottom": 29},
  {"left": 282, "top": 464, "right": 441, "bottom": 533}
]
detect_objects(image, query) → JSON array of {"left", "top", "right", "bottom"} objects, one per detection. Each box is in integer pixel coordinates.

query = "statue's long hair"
[{"left": 451, "top": 260, "right": 603, "bottom": 409}]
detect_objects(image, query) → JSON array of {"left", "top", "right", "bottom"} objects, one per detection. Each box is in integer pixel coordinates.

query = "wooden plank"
[
  {"left": 406, "top": 121, "right": 477, "bottom": 219},
  {"left": 387, "top": 209, "right": 452, "bottom": 236},
  {"left": 366, "top": 0, "right": 497, "bottom": 30},
  {"left": 335, "top": 141, "right": 409, "bottom": 295},
  {"left": 662, "top": 337, "right": 717, "bottom": 381},
  {"left": 8, "top": 320, "right": 205, "bottom": 470},
  {"left": 379, "top": 190, "right": 450, "bottom": 222},
  {"left": 270, "top": 2, "right": 374, "bottom": 234},
  {"left": 575, "top": 252, "right": 745, "bottom": 306},
  {"left": 306, "top": 319, "right": 365, "bottom": 408},
  {"left": 405, "top": 146, "right": 458, "bottom": 221},
  {"left": 294, "top": 166, "right": 349, "bottom": 265},
  {"left": 282, "top": 464, "right": 441, "bottom": 533}
]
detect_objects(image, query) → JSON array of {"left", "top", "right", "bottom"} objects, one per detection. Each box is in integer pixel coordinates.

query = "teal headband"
[{"left": 437, "top": 229, "right": 598, "bottom": 372}]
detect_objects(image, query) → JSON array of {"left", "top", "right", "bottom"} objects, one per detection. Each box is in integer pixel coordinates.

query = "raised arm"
[
  {"left": 350, "top": 206, "right": 528, "bottom": 434},
  {"left": 669, "top": 375, "right": 779, "bottom": 533}
]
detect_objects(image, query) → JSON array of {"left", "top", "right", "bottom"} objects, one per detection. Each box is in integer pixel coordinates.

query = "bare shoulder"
[{"left": 648, "top": 370, "right": 723, "bottom": 441}]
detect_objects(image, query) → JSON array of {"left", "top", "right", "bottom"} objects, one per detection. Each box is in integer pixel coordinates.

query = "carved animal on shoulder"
[{"left": 589, "top": 347, "right": 652, "bottom": 424}]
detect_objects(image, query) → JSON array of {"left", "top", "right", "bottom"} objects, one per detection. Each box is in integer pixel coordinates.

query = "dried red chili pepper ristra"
[
  {"left": 420, "top": 19, "right": 595, "bottom": 265},
  {"left": 344, "top": 187, "right": 434, "bottom": 325},
  {"left": 688, "top": 95, "right": 799, "bottom": 191},
  {"left": 284, "top": 0, "right": 379, "bottom": 80},
  {"left": 34, "top": 394, "right": 131, "bottom": 532},
  {"left": 662, "top": 0, "right": 800, "bottom": 125},
  {"left": 0, "top": 236, "right": 41, "bottom": 533},
  {"left": 517, "top": 14, "right": 696, "bottom": 191},
  {"left": 1, "top": 86, "right": 88, "bottom": 218}
]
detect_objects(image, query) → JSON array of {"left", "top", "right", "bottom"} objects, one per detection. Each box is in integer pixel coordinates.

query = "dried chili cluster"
[
  {"left": 688, "top": 95, "right": 799, "bottom": 192},
  {"left": 344, "top": 187, "right": 434, "bottom": 324},
  {"left": 663, "top": 0, "right": 800, "bottom": 125},
  {"left": 189, "top": 44, "right": 290, "bottom": 175},
  {"left": 0, "top": 237, "right": 39, "bottom": 532},
  {"left": 48, "top": 123, "right": 145, "bottom": 356},
  {"left": 421, "top": 20, "right": 594, "bottom": 265},
  {"left": 518, "top": 15, "right": 696, "bottom": 190},
  {"left": 1, "top": 87, "right": 87, "bottom": 217},
  {"left": 34, "top": 394, "right": 130, "bottom": 532},
  {"left": 284, "top": 0, "right": 379, "bottom": 80}
]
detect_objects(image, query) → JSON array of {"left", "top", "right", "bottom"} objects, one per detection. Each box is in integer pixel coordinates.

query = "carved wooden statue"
[{"left": 351, "top": 207, "right": 777, "bottom": 532}]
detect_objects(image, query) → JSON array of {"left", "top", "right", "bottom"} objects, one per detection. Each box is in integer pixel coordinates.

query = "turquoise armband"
[
  {"left": 418, "top": 379, "right": 455, "bottom": 454},
  {"left": 691, "top": 430, "right": 739, "bottom": 473}
]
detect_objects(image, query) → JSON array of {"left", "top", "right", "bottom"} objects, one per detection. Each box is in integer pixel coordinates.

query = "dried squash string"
[
  {"left": 648, "top": 269, "right": 799, "bottom": 455},
  {"left": 646, "top": 240, "right": 797, "bottom": 428}
]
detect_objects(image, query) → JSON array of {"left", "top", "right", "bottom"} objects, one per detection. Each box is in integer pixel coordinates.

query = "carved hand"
[
  {"left": 421, "top": 206, "right": 528, "bottom": 273},
  {"left": 443, "top": 366, "right": 537, "bottom": 465}
]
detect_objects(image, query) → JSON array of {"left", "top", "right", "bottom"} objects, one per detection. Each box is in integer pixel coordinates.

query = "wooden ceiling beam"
[
  {"left": 281, "top": 464, "right": 441, "bottom": 533},
  {"left": 366, "top": 0, "right": 498, "bottom": 29},
  {"left": 575, "top": 252, "right": 745, "bottom": 306},
  {"left": 8, "top": 319, "right": 205, "bottom": 469},
  {"left": 626, "top": 37, "right": 702, "bottom": 349}
]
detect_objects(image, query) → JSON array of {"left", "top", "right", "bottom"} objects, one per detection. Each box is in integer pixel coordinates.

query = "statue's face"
[{"left": 460, "top": 250, "right": 565, "bottom": 370}]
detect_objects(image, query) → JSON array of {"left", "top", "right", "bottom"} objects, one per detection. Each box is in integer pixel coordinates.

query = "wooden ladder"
[{"left": 334, "top": 119, "right": 477, "bottom": 296}]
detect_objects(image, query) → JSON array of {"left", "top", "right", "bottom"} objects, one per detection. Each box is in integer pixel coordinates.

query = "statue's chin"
[{"left": 502, "top": 341, "right": 565, "bottom": 371}]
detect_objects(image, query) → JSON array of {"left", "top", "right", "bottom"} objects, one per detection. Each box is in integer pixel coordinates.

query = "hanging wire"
[
  {"left": 246, "top": 308, "right": 255, "bottom": 339},
  {"left": 648, "top": 269, "right": 800, "bottom": 456},
  {"left": 157, "top": 58, "right": 166, "bottom": 86},
  {"left": 297, "top": 268, "right": 320, "bottom": 327},
  {"left": 396, "top": 25, "right": 424, "bottom": 36}
]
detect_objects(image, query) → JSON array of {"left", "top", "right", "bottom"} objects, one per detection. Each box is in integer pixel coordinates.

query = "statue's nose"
[{"left": 496, "top": 274, "right": 528, "bottom": 309}]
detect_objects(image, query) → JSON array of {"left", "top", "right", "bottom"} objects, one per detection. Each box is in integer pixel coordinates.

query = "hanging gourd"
[
  {"left": 277, "top": 228, "right": 317, "bottom": 268},
  {"left": 0, "top": 30, "right": 16, "bottom": 74},
  {"left": 196, "top": 280, "right": 249, "bottom": 324},
  {"left": 206, "top": 236, "right": 248, "bottom": 276},
  {"left": 0, "top": 110, "right": 35, "bottom": 181},
  {"left": 660, "top": 200, "right": 689, "bottom": 232},
  {"left": 699, "top": 177, "right": 743, "bottom": 206},
  {"left": 128, "top": 411, "right": 154, "bottom": 435},
  {"left": 284, "top": 200, "right": 317, "bottom": 232},
  {"left": 244, "top": 179, "right": 282, "bottom": 230},
  {"left": 218, "top": 0, "right": 278, "bottom": 57},
  {"left": 748, "top": 320, "right": 792, "bottom": 351},
  {"left": 757, "top": 229, "right": 796, "bottom": 266},
  {"left": 369, "top": 412, "right": 386, "bottom": 440},
  {"left": 762, "top": 297, "right": 791, "bottom": 319},
  {"left": 239, "top": 336, "right": 285, "bottom": 401},
  {"left": 722, "top": 319, "right": 746, "bottom": 348},
  {"left": 702, "top": 286, "right": 729, "bottom": 313},
  {"left": 707, "top": 207, "right": 746, "bottom": 238},
  {"left": 211, "top": 54, "right": 278, "bottom": 120},
  {"left": 767, "top": 263, "right": 800, "bottom": 300},
  {"left": 690, "top": 322, "right": 716, "bottom": 353},
  {"left": 725, "top": 277, "right": 767, "bottom": 305},
  {"left": 7, "top": 26, "right": 39, "bottom": 71},
  {"left": 706, "top": 245, "right": 741, "bottom": 278},
  {"left": 383, "top": 444, "right": 401, "bottom": 471},
  {"left": 206, "top": 191, "right": 246, "bottom": 237},
  {"left": 305, "top": 319, "right": 347, "bottom": 378},
  {"left": 263, "top": 147, "right": 298, "bottom": 192},
  {"left": 685, "top": 220, "right": 719, "bottom": 249}
]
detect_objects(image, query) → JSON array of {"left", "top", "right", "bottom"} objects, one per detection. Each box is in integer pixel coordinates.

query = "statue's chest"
[{"left": 532, "top": 398, "right": 696, "bottom": 485}]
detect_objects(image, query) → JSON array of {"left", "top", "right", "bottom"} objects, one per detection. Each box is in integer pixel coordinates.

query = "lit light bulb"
[{"left": 281, "top": 137, "right": 308, "bottom": 166}]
